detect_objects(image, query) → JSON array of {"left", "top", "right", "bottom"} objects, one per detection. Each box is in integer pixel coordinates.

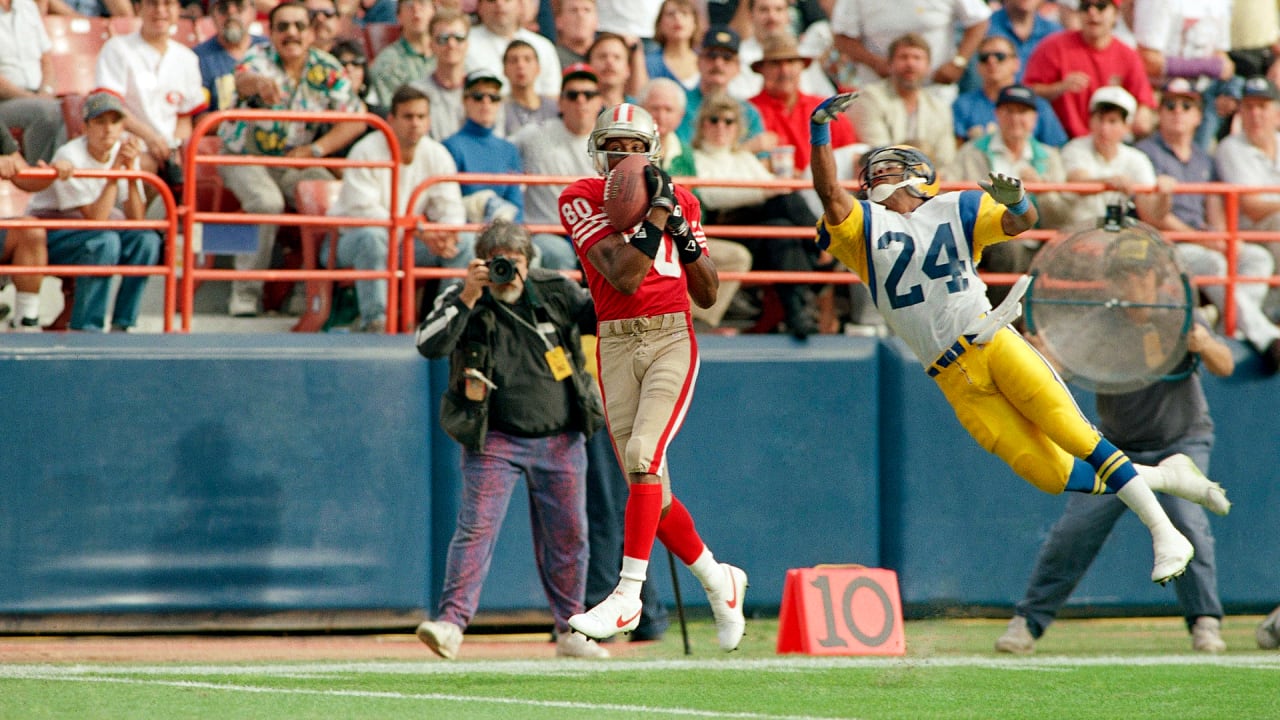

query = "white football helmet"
[{"left": 588, "top": 103, "right": 663, "bottom": 175}]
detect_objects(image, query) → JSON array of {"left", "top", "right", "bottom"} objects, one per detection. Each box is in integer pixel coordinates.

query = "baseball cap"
[
  {"left": 995, "top": 84, "right": 1037, "bottom": 110},
  {"left": 1088, "top": 85, "right": 1136, "bottom": 119},
  {"left": 701, "top": 26, "right": 740, "bottom": 55},
  {"left": 83, "top": 88, "right": 126, "bottom": 122},
  {"left": 1241, "top": 76, "right": 1280, "bottom": 101},
  {"left": 561, "top": 62, "right": 598, "bottom": 86},
  {"left": 1161, "top": 77, "right": 1202, "bottom": 100},
  {"left": 463, "top": 69, "right": 503, "bottom": 91}
]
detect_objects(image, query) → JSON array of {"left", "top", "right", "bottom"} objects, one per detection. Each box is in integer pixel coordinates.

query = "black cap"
[
  {"left": 701, "top": 26, "right": 740, "bottom": 55},
  {"left": 995, "top": 84, "right": 1037, "bottom": 110},
  {"left": 1241, "top": 76, "right": 1279, "bottom": 101},
  {"left": 463, "top": 69, "right": 503, "bottom": 91}
]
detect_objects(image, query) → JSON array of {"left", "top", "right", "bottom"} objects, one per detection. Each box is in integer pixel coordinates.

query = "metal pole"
[{"left": 667, "top": 549, "right": 691, "bottom": 655}]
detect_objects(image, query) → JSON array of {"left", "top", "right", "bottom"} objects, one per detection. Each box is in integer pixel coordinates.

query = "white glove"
[{"left": 978, "top": 172, "right": 1025, "bottom": 206}]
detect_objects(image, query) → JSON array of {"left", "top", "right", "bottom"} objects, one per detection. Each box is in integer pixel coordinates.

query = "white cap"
[{"left": 1088, "top": 85, "right": 1136, "bottom": 120}]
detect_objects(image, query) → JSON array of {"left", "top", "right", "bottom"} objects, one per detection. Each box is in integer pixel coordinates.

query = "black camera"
[{"left": 487, "top": 256, "right": 517, "bottom": 284}]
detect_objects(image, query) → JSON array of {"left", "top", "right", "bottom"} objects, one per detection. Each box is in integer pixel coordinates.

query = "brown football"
[{"left": 603, "top": 153, "right": 652, "bottom": 231}]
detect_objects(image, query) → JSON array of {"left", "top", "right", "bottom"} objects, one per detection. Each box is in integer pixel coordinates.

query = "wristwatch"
[
  {"left": 950, "top": 55, "right": 968, "bottom": 69},
  {"left": 310, "top": 142, "right": 325, "bottom": 158}
]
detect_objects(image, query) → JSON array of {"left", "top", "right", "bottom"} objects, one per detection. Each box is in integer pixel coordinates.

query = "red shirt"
[
  {"left": 560, "top": 178, "right": 707, "bottom": 322},
  {"left": 749, "top": 91, "right": 857, "bottom": 172},
  {"left": 1022, "top": 30, "right": 1156, "bottom": 138}
]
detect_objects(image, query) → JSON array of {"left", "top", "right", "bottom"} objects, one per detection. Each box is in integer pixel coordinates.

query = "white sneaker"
[
  {"left": 1257, "top": 605, "right": 1280, "bottom": 650},
  {"left": 706, "top": 564, "right": 748, "bottom": 652},
  {"left": 1155, "top": 454, "right": 1231, "bottom": 516},
  {"left": 555, "top": 631, "right": 611, "bottom": 659},
  {"left": 415, "top": 619, "right": 463, "bottom": 660},
  {"left": 1151, "top": 528, "right": 1194, "bottom": 585},
  {"left": 228, "top": 285, "right": 260, "bottom": 317},
  {"left": 1191, "top": 616, "right": 1226, "bottom": 653},
  {"left": 7, "top": 317, "right": 41, "bottom": 332},
  {"left": 568, "top": 591, "right": 643, "bottom": 641},
  {"left": 994, "top": 615, "right": 1035, "bottom": 654}
]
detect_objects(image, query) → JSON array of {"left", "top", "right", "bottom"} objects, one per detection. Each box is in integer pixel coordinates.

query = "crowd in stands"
[{"left": 2, "top": 0, "right": 1280, "bottom": 361}]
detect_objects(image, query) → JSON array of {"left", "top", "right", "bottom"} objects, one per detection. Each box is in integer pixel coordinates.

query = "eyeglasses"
[
  {"left": 706, "top": 115, "right": 737, "bottom": 126},
  {"left": 562, "top": 89, "right": 600, "bottom": 101},
  {"left": 466, "top": 92, "right": 502, "bottom": 103},
  {"left": 272, "top": 19, "right": 308, "bottom": 32},
  {"left": 308, "top": 7, "right": 336, "bottom": 20},
  {"left": 1161, "top": 99, "right": 1197, "bottom": 111},
  {"left": 340, "top": 57, "right": 366, "bottom": 67},
  {"left": 434, "top": 32, "right": 467, "bottom": 44},
  {"left": 978, "top": 51, "right": 1009, "bottom": 63},
  {"left": 1079, "top": 1, "right": 1112, "bottom": 11}
]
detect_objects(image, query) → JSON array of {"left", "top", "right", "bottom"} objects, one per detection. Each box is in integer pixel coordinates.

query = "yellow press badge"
[{"left": 545, "top": 346, "right": 573, "bottom": 381}]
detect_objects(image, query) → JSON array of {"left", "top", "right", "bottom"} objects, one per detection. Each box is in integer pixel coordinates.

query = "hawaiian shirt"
[{"left": 218, "top": 44, "right": 365, "bottom": 156}]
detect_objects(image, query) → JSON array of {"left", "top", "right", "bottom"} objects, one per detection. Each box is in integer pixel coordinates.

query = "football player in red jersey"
[{"left": 559, "top": 103, "right": 749, "bottom": 651}]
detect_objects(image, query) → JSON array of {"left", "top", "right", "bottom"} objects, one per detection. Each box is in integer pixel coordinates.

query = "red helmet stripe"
[{"left": 613, "top": 104, "right": 634, "bottom": 124}]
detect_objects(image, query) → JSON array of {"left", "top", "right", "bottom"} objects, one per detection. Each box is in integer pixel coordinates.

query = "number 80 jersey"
[{"left": 818, "top": 190, "right": 1017, "bottom": 366}]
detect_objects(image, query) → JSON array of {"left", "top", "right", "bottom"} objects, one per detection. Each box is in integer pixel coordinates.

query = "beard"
[
  {"left": 221, "top": 20, "right": 245, "bottom": 45},
  {"left": 491, "top": 283, "right": 523, "bottom": 304}
]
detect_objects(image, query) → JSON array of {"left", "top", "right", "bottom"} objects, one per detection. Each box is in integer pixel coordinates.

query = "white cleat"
[
  {"left": 415, "top": 620, "right": 463, "bottom": 660},
  {"left": 1151, "top": 530, "right": 1194, "bottom": 585},
  {"left": 1156, "top": 454, "right": 1231, "bottom": 516},
  {"left": 555, "top": 631, "right": 611, "bottom": 659},
  {"left": 706, "top": 564, "right": 749, "bottom": 652},
  {"left": 568, "top": 591, "right": 643, "bottom": 641}
]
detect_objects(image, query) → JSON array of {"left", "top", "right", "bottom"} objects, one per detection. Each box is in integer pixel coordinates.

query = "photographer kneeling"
[{"left": 413, "top": 220, "right": 609, "bottom": 660}]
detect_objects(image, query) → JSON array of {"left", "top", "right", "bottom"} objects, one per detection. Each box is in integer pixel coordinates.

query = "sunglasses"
[
  {"left": 340, "top": 57, "right": 366, "bottom": 67},
  {"left": 562, "top": 89, "right": 600, "bottom": 101},
  {"left": 706, "top": 115, "right": 737, "bottom": 126},
  {"left": 308, "top": 7, "right": 336, "bottom": 19},
  {"left": 1161, "top": 99, "right": 1197, "bottom": 111},
  {"left": 1079, "top": 1, "right": 1113, "bottom": 11},
  {"left": 466, "top": 91, "right": 501, "bottom": 103},
  {"left": 978, "top": 51, "right": 1009, "bottom": 63},
  {"left": 272, "top": 19, "right": 308, "bottom": 32},
  {"left": 434, "top": 32, "right": 467, "bottom": 44}
]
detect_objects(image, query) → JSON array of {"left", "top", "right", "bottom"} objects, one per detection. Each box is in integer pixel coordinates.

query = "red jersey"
[
  {"left": 1022, "top": 30, "right": 1156, "bottom": 138},
  {"left": 559, "top": 177, "right": 708, "bottom": 322}
]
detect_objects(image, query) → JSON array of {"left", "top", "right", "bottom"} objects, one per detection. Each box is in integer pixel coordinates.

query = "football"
[{"left": 603, "top": 153, "right": 652, "bottom": 231}]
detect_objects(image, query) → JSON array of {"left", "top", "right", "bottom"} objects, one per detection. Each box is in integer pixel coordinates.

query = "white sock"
[
  {"left": 15, "top": 291, "right": 39, "bottom": 321},
  {"left": 1116, "top": 477, "right": 1177, "bottom": 538},
  {"left": 687, "top": 547, "right": 722, "bottom": 590},
  {"left": 616, "top": 556, "right": 648, "bottom": 599}
]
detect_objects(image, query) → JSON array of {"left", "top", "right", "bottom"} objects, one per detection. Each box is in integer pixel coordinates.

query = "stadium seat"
[
  {"left": 107, "top": 16, "right": 142, "bottom": 37},
  {"left": 363, "top": 22, "right": 401, "bottom": 57},
  {"left": 291, "top": 179, "right": 344, "bottom": 332},
  {"left": 171, "top": 17, "right": 201, "bottom": 47},
  {"left": 60, "top": 93, "right": 87, "bottom": 139},
  {"left": 47, "top": 55, "right": 98, "bottom": 97},
  {"left": 42, "top": 15, "right": 110, "bottom": 56}
]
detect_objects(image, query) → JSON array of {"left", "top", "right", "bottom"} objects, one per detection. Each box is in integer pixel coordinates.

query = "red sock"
[
  {"left": 656, "top": 496, "right": 704, "bottom": 565},
  {"left": 623, "top": 483, "right": 663, "bottom": 562}
]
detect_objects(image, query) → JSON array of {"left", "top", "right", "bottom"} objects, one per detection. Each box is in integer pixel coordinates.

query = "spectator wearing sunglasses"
[
  {"left": 508, "top": 63, "right": 604, "bottom": 270},
  {"left": 466, "top": 0, "right": 562, "bottom": 98},
  {"left": 303, "top": 0, "right": 340, "bottom": 53},
  {"left": 1023, "top": 0, "right": 1156, "bottom": 139},
  {"left": 444, "top": 69, "right": 525, "bottom": 227},
  {"left": 677, "top": 27, "right": 771, "bottom": 156},
  {"left": 334, "top": 39, "right": 385, "bottom": 118},
  {"left": 953, "top": 36, "right": 1067, "bottom": 148},
  {"left": 416, "top": 8, "right": 469, "bottom": 142},
  {"left": 217, "top": 0, "right": 366, "bottom": 317},
  {"left": 369, "top": 0, "right": 437, "bottom": 108}
]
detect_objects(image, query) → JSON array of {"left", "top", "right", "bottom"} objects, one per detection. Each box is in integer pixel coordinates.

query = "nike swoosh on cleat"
[
  {"left": 616, "top": 608, "right": 642, "bottom": 628},
  {"left": 726, "top": 572, "right": 739, "bottom": 610}
]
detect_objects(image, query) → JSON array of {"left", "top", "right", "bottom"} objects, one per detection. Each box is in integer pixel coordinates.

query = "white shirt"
[
  {"left": 0, "top": 0, "right": 50, "bottom": 91},
  {"left": 1132, "top": 0, "right": 1231, "bottom": 59},
  {"left": 1060, "top": 136, "right": 1156, "bottom": 228},
  {"left": 691, "top": 145, "right": 774, "bottom": 211},
  {"left": 464, "top": 26, "right": 562, "bottom": 99},
  {"left": 330, "top": 132, "right": 465, "bottom": 224},
  {"left": 595, "top": 0, "right": 662, "bottom": 38},
  {"left": 27, "top": 136, "right": 141, "bottom": 214},
  {"left": 1215, "top": 131, "right": 1280, "bottom": 228},
  {"left": 829, "top": 0, "right": 991, "bottom": 85},
  {"left": 95, "top": 32, "right": 206, "bottom": 145},
  {"left": 512, "top": 120, "right": 594, "bottom": 225}
]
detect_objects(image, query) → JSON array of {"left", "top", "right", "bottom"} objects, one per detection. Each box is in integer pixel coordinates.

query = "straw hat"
[{"left": 749, "top": 35, "right": 813, "bottom": 74}]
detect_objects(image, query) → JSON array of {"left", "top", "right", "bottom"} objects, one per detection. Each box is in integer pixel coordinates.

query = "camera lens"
[{"left": 487, "top": 256, "right": 516, "bottom": 284}]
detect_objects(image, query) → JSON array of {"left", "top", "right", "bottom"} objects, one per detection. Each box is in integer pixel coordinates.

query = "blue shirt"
[
  {"left": 444, "top": 119, "right": 525, "bottom": 221},
  {"left": 1135, "top": 133, "right": 1216, "bottom": 231},
  {"left": 952, "top": 90, "right": 1068, "bottom": 148},
  {"left": 193, "top": 36, "right": 269, "bottom": 113}
]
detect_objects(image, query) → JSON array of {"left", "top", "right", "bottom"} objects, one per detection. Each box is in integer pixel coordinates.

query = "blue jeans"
[
  {"left": 1015, "top": 435, "right": 1222, "bottom": 637},
  {"left": 45, "top": 227, "right": 161, "bottom": 331},
  {"left": 437, "top": 429, "right": 588, "bottom": 633},
  {"left": 531, "top": 233, "right": 579, "bottom": 270},
  {"left": 333, "top": 226, "right": 474, "bottom": 323}
]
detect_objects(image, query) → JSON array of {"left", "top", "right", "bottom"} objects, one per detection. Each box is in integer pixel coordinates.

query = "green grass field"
[{"left": 4, "top": 616, "right": 1279, "bottom": 719}]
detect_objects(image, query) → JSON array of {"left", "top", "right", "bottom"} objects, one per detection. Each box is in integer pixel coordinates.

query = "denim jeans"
[
  {"left": 1016, "top": 435, "right": 1222, "bottom": 637},
  {"left": 45, "top": 227, "right": 162, "bottom": 331},
  {"left": 333, "top": 225, "right": 474, "bottom": 323},
  {"left": 436, "top": 429, "right": 588, "bottom": 633}
]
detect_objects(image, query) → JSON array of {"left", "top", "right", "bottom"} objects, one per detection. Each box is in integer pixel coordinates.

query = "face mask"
[
  {"left": 222, "top": 20, "right": 246, "bottom": 44},
  {"left": 868, "top": 176, "right": 926, "bottom": 204}
]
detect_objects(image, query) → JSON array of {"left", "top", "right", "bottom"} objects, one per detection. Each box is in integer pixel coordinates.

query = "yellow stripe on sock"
[{"left": 1096, "top": 451, "right": 1127, "bottom": 486}]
